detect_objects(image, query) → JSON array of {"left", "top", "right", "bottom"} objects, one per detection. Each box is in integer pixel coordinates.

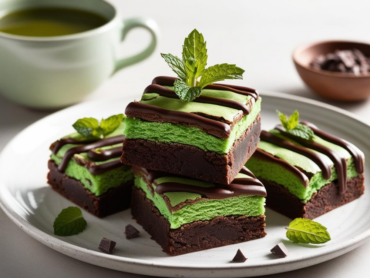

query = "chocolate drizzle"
[
  {"left": 253, "top": 149, "right": 309, "bottom": 186},
  {"left": 259, "top": 122, "right": 363, "bottom": 195},
  {"left": 260, "top": 130, "right": 332, "bottom": 179},
  {"left": 51, "top": 138, "right": 97, "bottom": 154},
  {"left": 274, "top": 125, "right": 347, "bottom": 194},
  {"left": 239, "top": 167, "right": 257, "bottom": 178},
  {"left": 301, "top": 121, "right": 364, "bottom": 174},
  {"left": 88, "top": 147, "right": 122, "bottom": 162},
  {"left": 57, "top": 135, "right": 125, "bottom": 173},
  {"left": 155, "top": 182, "right": 266, "bottom": 199},
  {"left": 133, "top": 166, "right": 266, "bottom": 203},
  {"left": 151, "top": 76, "right": 259, "bottom": 100},
  {"left": 143, "top": 84, "right": 251, "bottom": 115},
  {"left": 125, "top": 102, "right": 231, "bottom": 138}
]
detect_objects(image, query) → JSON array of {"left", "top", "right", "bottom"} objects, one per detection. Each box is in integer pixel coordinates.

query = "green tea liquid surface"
[{"left": 0, "top": 7, "right": 108, "bottom": 37}]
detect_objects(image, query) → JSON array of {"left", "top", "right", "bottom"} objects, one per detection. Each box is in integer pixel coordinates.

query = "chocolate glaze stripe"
[
  {"left": 231, "top": 178, "right": 264, "bottom": 186},
  {"left": 87, "top": 160, "right": 123, "bottom": 175},
  {"left": 301, "top": 121, "right": 364, "bottom": 174},
  {"left": 151, "top": 76, "right": 259, "bottom": 100},
  {"left": 155, "top": 182, "right": 267, "bottom": 199},
  {"left": 274, "top": 125, "right": 347, "bottom": 194},
  {"left": 52, "top": 138, "right": 97, "bottom": 155},
  {"left": 205, "top": 84, "right": 259, "bottom": 100},
  {"left": 143, "top": 84, "right": 251, "bottom": 115},
  {"left": 125, "top": 102, "right": 231, "bottom": 139},
  {"left": 58, "top": 135, "right": 125, "bottom": 173},
  {"left": 132, "top": 166, "right": 267, "bottom": 198},
  {"left": 239, "top": 166, "right": 256, "bottom": 178},
  {"left": 260, "top": 131, "right": 332, "bottom": 179},
  {"left": 253, "top": 149, "right": 309, "bottom": 187},
  {"left": 88, "top": 147, "right": 122, "bottom": 162}
]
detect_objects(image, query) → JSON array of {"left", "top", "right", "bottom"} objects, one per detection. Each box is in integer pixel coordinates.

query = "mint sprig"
[
  {"left": 198, "top": 63, "right": 244, "bottom": 87},
  {"left": 72, "top": 114, "right": 124, "bottom": 140},
  {"left": 161, "top": 29, "right": 245, "bottom": 102},
  {"left": 53, "top": 207, "right": 87, "bottom": 236},
  {"left": 182, "top": 29, "right": 208, "bottom": 84},
  {"left": 276, "top": 110, "right": 314, "bottom": 141},
  {"left": 161, "top": 53, "right": 186, "bottom": 81},
  {"left": 286, "top": 218, "right": 331, "bottom": 244}
]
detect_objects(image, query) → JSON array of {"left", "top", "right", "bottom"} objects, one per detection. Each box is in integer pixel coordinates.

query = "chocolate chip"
[
  {"left": 232, "top": 249, "right": 247, "bottom": 262},
  {"left": 270, "top": 243, "right": 288, "bottom": 258},
  {"left": 125, "top": 224, "right": 140, "bottom": 239},
  {"left": 310, "top": 48, "right": 370, "bottom": 75},
  {"left": 99, "top": 238, "right": 116, "bottom": 254}
]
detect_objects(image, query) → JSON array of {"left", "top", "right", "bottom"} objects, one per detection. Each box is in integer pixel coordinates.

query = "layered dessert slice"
[
  {"left": 121, "top": 76, "right": 261, "bottom": 184},
  {"left": 48, "top": 118, "right": 133, "bottom": 218},
  {"left": 246, "top": 121, "right": 365, "bottom": 219},
  {"left": 131, "top": 166, "right": 267, "bottom": 256}
]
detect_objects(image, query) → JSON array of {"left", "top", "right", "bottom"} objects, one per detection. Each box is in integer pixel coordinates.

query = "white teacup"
[{"left": 0, "top": 0, "right": 158, "bottom": 109}]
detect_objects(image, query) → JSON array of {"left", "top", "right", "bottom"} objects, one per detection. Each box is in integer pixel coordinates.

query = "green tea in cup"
[{"left": 0, "top": 7, "right": 108, "bottom": 37}]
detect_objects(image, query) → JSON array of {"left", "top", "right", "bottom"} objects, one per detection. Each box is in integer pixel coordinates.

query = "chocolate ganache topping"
[
  {"left": 132, "top": 166, "right": 267, "bottom": 203},
  {"left": 125, "top": 76, "right": 259, "bottom": 139},
  {"left": 51, "top": 135, "right": 125, "bottom": 174}
]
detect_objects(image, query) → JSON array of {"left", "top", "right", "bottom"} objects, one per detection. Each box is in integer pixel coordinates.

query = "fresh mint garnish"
[
  {"left": 72, "top": 114, "right": 124, "bottom": 139},
  {"left": 53, "top": 207, "right": 87, "bottom": 236},
  {"left": 286, "top": 218, "right": 331, "bottom": 244},
  {"left": 161, "top": 29, "right": 244, "bottom": 102},
  {"left": 161, "top": 53, "right": 186, "bottom": 81},
  {"left": 276, "top": 110, "right": 314, "bottom": 141},
  {"left": 100, "top": 114, "right": 124, "bottom": 136}
]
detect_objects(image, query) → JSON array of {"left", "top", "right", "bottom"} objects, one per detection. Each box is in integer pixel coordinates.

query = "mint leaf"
[
  {"left": 72, "top": 118, "right": 100, "bottom": 139},
  {"left": 53, "top": 207, "right": 87, "bottom": 236},
  {"left": 287, "top": 124, "right": 314, "bottom": 141},
  {"left": 286, "top": 218, "right": 331, "bottom": 244},
  {"left": 174, "top": 79, "right": 202, "bottom": 102},
  {"left": 287, "top": 110, "right": 299, "bottom": 130},
  {"left": 100, "top": 114, "right": 124, "bottom": 136},
  {"left": 182, "top": 29, "right": 208, "bottom": 85},
  {"left": 276, "top": 110, "right": 288, "bottom": 130},
  {"left": 198, "top": 63, "right": 244, "bottom": 88},
  {"left": 72, "top": 114, "right": 124, "bottom": 139},
  {"left": 276, "top": 110, "right": 314, "bottom": 141},
  {"left": 161, "top": 53, "right": 186, "bottom": 81}
]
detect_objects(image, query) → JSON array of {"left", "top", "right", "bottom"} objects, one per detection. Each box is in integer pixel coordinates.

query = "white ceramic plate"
[{"left": 1, "top": 92, "right": 369, "bottom": 278}]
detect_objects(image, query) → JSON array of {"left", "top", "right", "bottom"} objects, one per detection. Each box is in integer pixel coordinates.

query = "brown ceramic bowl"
[{"left": 293, "top": 40, "right": 370, "bottom": 101}]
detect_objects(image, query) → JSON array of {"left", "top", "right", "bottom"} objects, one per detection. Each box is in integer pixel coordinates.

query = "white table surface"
[{"left": 1, "top": 0, "right": 370, "bottom": 277}]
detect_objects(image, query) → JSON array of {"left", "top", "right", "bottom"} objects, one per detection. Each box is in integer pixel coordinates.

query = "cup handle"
[{"left": 114, "top": 17, "right": 159, "bottom": 73}]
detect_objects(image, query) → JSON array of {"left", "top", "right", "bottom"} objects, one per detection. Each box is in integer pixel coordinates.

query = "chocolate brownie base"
[
  {"left": 122, "top": 114, "right": 261, "bottom": 184},
  {"left": 131, "top": 187, "right": 266, "bottom": 256},
  {"left": 47, "top": 160, "right": 132, "bottom": 218},
  {"left": 262, "top": 175, "right": 365, "bottom": 219}
]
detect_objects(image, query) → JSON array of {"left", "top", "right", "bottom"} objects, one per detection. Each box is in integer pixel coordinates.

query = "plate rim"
[{"left": 1, "top": 91, "right": 369, "bottom": 275}]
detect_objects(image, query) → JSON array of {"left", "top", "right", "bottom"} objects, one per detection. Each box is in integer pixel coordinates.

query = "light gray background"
[{"left": 1, "top": 0, "right": 370, "bottom": 277}]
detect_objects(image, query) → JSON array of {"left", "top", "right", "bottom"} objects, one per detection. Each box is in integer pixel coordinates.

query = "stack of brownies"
[
  {"left": 47, "top": 76, "right": 365, "bottom": 256},
  {"left": 120, "top": 76, "right": 268, "bottom": 255}
]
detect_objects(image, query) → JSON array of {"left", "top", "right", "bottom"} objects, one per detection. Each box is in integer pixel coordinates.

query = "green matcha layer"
[
  {"left": 133, "top": 167, "right": 266, "bottom": 229},
  {"left": 124, "top": 83, "right": 261, "bottom": 154},
  {"left": 50, "top": 123, "right": 133, "bottom": 196},
  {"left": 246, "top": 128, "right": 365, "bottom": 203}
]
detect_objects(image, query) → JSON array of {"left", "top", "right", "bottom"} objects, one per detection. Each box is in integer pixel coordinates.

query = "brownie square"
[
  {"left": 47, "top": 122, "right": 133, "bottom": 217},
  {"left": 121, "top": 76, "right": 262, "bottom": 184},
  {"left": 130, "top": 166, "right": 266, "bottom": 256},
  {"left": 48, "top": 160, "right": 133, "bottom": 218},
  {"left": 246, "top": 122, "right": 365, "bottom": 219}
]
